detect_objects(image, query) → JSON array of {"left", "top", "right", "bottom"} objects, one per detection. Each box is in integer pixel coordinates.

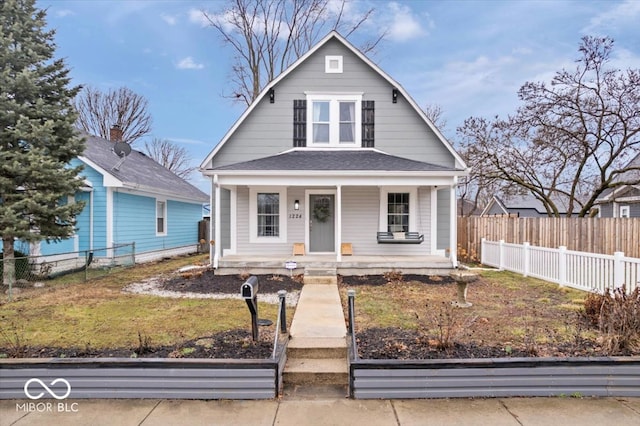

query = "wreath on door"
[{"left": 313, "top": 197, "right": 331, "bottom": 222}]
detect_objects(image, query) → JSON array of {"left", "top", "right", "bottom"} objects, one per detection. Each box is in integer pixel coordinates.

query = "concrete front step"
[
  {"left": 283, "top": 358, "right": 349, "bottom": 385},
  {"left": 304, "top": 267, "right": 338, "bottom": 285},
  {"left": 287, "top": 337, "right": 347, "bottom": 359},
  {"left": 303, "top": 275, "right": 338, "bottom": 285}
]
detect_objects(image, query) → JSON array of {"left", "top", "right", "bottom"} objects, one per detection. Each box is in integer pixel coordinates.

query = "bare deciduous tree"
[
  {"left": 75, "top": 86, "right": 152, "bottom": 144},
  {"left": 457, "top": 36, "right": 640, "bottom": 217},
  {"left": 143, "top": 138, "right": 196, "bottom": 179},
  {"left": 201, "top": 0, "right": 384, "bottom": 105},
  {"left": 423, "top": 103, "right": 447, "bottom": 132}
]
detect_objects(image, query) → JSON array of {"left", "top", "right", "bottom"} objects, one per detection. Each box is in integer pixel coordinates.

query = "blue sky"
[{"left": 38, "top": 0, "right": 640, "bottom": 193}]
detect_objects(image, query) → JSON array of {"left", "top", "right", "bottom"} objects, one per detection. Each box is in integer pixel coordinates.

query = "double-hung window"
[
  {"left": 156, "top": 200, "right": 166, "bottom": 235},
  {"left": 379, "top": 188, "right": 417, "bottom": 233},
  {"left": 307, "top": 93, "right": 361, "bottom": 146},
  {"left": 387, "top": 193, "right": 409, "bottom": 233},
  {"left": 257, "top": 193, "right": 280, "bottom": 237},
  {"left": 249, "top": 188, "right": 287, "bottom": 243}
]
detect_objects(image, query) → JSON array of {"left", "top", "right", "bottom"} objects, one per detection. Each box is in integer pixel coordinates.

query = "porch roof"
[{"left": 207, "top": 149, "right": 463, "bottom": 173}]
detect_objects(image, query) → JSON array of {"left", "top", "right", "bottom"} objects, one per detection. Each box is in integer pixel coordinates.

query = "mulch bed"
[
  {"left": 160, "top": 270, "right": 304, "bottom": 294},
  {"left": 5, "top": 330, "right": 274, "bottom": 359}
]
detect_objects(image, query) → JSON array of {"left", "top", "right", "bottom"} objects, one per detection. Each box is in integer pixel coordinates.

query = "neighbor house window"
[
  {"left": 257, "top": 193, "right": 280, "bottom": 237},
  {"left": 156, "top": 200, "right": 166, "bottom": 235},
  {"left": 620, "top": 205, "right": 630, "bottom": 218},
  {"left": 249, "top": 188, "right": 287, "bottom": 243},
  {"left": 387, "top": 193, "right": 409, "bottom": 233},
  {"left": 306, "top": 93, "right": 361, "bottom": 146}
]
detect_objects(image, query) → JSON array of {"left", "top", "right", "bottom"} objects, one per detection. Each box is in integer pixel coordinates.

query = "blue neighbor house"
[{"left": 18, "top": 127, "right": 208, "bottom": 272}]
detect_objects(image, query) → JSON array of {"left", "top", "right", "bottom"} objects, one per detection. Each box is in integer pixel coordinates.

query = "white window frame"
[
  {"left": 620, "top": 205, "right": 630, "bottom": 218},
  {"left": 378, "top": 187, "right": 418, "bottom": 232},
  {"left": 249, "top": 187, "right": 287, "bottom": 243},
  {"left": 306, "top": 92, "right": 362, "bottom": 147},
  {"left": 156, "top": 199, "right": 167, "bottom": 236},
  {"left": 325, "top": 55, "right": 343, "bottom": 73}
]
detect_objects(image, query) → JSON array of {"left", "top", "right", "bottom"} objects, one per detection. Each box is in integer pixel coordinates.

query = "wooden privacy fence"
[{"left": 458, "top": 217, "right": 640, "bottom": 262}]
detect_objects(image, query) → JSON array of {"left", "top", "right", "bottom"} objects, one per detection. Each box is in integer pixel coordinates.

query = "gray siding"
[
  {"left": 594, "top": 202, "right": 640, "bottom": 218},
  {"left": 437, "top": 189, "right": 450, "bottom": 251},
  {"left": 211, "top": 38, "right": 455, "bottom": 169},
  {"left": 233, "top": 186, "right": 435, "bottom": 256},
  {"left": 485, "top": 202, "right": 506, "bottom": 216},
  {"left": 351, "top": 359, "right": 640, "bottom": 399}
]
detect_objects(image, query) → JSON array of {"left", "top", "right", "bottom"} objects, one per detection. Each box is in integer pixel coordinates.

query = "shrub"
[
  {"left": 383, "top": 269, "right": 403, "bottom": 283},
  {"left": 583, "top": 286, "right": 640, "bottom": 354}
]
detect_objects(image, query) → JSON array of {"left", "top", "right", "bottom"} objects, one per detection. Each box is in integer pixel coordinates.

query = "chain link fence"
[{"left": 1, "top": 243, "right": 135, "bottom": 297}]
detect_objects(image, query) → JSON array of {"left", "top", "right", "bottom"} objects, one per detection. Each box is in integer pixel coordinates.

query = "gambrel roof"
[{"left": 200, "top": 31, "right": 467, "bottom": 171}]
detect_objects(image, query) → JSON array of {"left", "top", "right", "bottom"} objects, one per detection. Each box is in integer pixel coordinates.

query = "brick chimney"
[{"left": 109, "top": 124, "right": 123, "bottom": 142}]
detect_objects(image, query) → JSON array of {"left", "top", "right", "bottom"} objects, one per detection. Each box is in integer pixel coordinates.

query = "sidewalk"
[{"left": 2, "top": 397, "right": 639, "bottom": 426}]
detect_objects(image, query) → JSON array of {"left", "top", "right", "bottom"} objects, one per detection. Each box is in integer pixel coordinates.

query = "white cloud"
[
  {"left": 56, "top": 9, "right": 74, "bottom": 18},
  {"left": 385, "top": 2, "right": 429, "bottom": 42},
  {"left": 161, "top": 13, "right": 177, "bottom": 26},
  {"left": 189, "top": 8, "right": 211, "bottom": 27},
  {"left": 176, "top": 57, "right": 204, "bottom": 70},
  {"left": 583, "top": 0, "right": 640, "bottom": 34}
]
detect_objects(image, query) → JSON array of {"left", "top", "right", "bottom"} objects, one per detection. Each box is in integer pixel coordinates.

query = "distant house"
[
  {"left": 481, "top": 193, "right": 575, "bottom": 217},
  {"left": 457, "top": 198, "right": 482, "bottom": 216},
  {"left": 200, "top": 31, "right": 467, "bottom": 274},
  {"left": 594, "top": 153, "right": 640, "bottom": 218},
  {"left": 22, "top": 127, "right": 208, "bottom": 268}
]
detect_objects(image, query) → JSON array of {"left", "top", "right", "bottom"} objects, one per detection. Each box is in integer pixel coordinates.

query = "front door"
[{"left": 309, "top": 194, "right": 335, "bottom": 252}]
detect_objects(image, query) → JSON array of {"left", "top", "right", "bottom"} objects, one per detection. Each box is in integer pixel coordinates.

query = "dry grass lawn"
[{"left": 0, "top": 254, "right": 284, "bottom": 351}]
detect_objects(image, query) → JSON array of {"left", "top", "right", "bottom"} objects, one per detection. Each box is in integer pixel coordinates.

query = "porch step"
[
  {"left": 287, "top": 337, "right": 347, "bottom": 359},
  {"left": 304, "top": 267, "right": 337, "bottom": 285},
  {"left": 283, "top": 358, "right": 349, "bottom": 386}
]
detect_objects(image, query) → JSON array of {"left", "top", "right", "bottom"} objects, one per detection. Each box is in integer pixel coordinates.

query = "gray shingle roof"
[
  {"left": 209, "top": 150, "right": 460, "bottom": 172},
  {"left": 494, "top": 193, "right": 576, "bottom": 214},
  {"left": 80, "top": 132, "right": 208, "bottom": 202}
]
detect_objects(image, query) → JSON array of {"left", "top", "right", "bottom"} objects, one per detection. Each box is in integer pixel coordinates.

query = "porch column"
[
  {"left": 213, "top": 175, "right": 221, "bottom": 269},
  {"left": 449, "top": 182, "right": 458, "bottom": 267},
  {"left": 430, "top": 186, "right": 438, "bottom": 254},
  {"left": 336, "top": 184, "right": 342, "bottom": 262}
]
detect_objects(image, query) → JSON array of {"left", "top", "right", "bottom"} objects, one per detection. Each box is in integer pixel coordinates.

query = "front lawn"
[
  {"left": 340, "top": 270, "right": 637, "bottom": 359},
  {"left": 0, "top": 254, "right": 289, "bottom": 358}
]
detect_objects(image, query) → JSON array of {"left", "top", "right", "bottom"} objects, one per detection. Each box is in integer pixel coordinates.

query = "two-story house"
[{"left": 200, "top": 32, "right": 467, "bottom": 274}]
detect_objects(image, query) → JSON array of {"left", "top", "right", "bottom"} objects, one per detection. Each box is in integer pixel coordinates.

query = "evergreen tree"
[{"left": 1, "top": 0, "right": 85, "bottom": 286}]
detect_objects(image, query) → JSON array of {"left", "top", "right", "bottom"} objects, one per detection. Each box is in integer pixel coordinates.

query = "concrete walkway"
[
  {"left": 289, "top": 283, "right": 347, "bottom": 339},
  {"left": 2, "top": 397, "right": 639, "bottom": 425}
]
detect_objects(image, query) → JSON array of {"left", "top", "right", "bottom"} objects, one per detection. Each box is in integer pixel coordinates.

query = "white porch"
[{"left": 216, "top": 254, "right": 454, "bottom": 276}]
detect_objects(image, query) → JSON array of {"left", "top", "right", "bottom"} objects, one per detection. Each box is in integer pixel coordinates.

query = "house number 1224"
[{"left": 289, "top": 213, "right": 302, "bottom": 219}]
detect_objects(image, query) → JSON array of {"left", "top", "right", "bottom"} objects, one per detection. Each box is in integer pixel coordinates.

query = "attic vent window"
[{"left": 325, "top": 55, "right": 343, "bottom": 73}]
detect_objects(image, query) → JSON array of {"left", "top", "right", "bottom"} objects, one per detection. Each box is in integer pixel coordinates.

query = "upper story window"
[
  {"left": 306, "top": 93, "right": 361, "bottom": 147},
  {"left": 325, "top": 55, "right": 343, "bottom": 73}
]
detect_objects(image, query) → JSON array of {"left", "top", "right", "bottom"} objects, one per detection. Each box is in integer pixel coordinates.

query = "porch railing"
[{"left": 481, "top": 239, "right": 639, "bottom": 293}]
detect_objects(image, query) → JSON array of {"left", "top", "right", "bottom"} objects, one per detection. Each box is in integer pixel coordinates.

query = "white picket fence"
[{"left": 481, "top": 239, "right": 640, "bottom": 294}]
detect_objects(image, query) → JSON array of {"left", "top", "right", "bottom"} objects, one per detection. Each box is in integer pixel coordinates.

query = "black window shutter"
[
  {"left": 293, "top": 100, "right": 307, "bottom": 147},
  {"left": 362, "top": 100, "right": 375, "bottom": 147}
]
